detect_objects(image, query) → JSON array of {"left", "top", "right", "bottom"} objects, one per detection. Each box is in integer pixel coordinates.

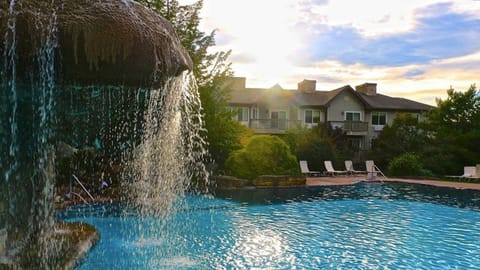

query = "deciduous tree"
[{"left": 135, "top": 0, "right": 246, "bottom": 171}]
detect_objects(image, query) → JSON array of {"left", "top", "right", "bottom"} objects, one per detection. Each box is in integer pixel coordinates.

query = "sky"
[{"left": 182, "top": 0, "right": 480, "bottom": 105}]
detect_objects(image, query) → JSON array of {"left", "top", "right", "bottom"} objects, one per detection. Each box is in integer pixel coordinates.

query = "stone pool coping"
[{"left": 306, "top": 176, "right": 480, "bottom": 190}]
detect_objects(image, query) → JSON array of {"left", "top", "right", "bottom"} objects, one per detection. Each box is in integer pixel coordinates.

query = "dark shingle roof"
[
  {"left": 292, "top": 92, "right": 329, "bottom": 106},
  {"left": 228, "top": 85, "right": 434, "bottom": 112},
  {"left": 292, "top": 85, "right": 355, "bottom": 107},
  {"left": 357, "top": 92, "right": 434, "bottom": 111},
  {"left": 228, "top": 88, "right": 295, "bottom": 105}
]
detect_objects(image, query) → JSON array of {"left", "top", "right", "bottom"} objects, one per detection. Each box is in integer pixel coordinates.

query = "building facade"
[{"left": 226, "top": 77, "right": 433, "bottom": 151}]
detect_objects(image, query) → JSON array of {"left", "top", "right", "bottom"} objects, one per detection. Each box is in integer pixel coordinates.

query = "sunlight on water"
[{"left": 64, "top": 184, "right": 480, "bottom": 269}]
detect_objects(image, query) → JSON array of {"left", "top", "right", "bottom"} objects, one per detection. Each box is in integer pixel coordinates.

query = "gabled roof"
[
  {"left": 227, "top": 88, "right": 295, "bottom": 105},
  {"left": 356, "top": 92, "right": 434, "bottom": 111},
  {"left": 292, "top": 85, "right": 357, "bottom": 107},
  {"left": 292, "top": 92, "right": 329, "bottom": 106},
  {"left": 324, "top": 85, "right": 358, "bottom": 106},
  {"left": 270, "top": 83, "right": 284, "bottom": 90},
  {"left": 228, "top": 88, "right": 261, "bottom": 105},
  {"left": 228, "top": 84, "right": 434, "bottom": 112}
]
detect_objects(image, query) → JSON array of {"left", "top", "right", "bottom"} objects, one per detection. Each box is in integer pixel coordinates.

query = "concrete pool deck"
[{"left": 306, "top": 176, "right": 480, "bottom": 190}]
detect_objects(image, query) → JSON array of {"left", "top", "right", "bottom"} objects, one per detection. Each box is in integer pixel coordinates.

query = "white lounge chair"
[
  {"left": 324, "top": 160, "right": 348, "bottom": 176},
  {"left": 345, "top": 160, "right": 366, "bottom": 175},
  {"left": 365, "top": 160, "right": 387, "bottom": 180},
  {"left": 474, "top": 164, "right": 480, "bottom": 179},
  {"left": 299, "top": 160, "right": 322, "bottom": 176},
  {"left": 446, "top": 166, "right": 476, "bottom": 178}
]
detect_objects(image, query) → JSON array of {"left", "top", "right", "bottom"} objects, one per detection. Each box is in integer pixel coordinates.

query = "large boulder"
[
  {"left": 0, "top": 0, "right": 192, "bottom": 267},
  {"left": 0, "top": 0, "right": 192, "bottom": 87}
]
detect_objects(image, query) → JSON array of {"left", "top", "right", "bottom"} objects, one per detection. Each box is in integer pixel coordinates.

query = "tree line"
[{"left": 136, "top": 0, "right": 479, "bottom": 179}]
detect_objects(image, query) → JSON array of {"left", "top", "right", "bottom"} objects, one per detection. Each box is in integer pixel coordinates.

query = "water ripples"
[{"left": 66, "top": 183, "right": 480, "bottom": 269}]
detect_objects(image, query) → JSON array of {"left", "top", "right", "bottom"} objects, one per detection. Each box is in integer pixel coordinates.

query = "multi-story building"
[{"left": 226, "top": 77, "right": 433, "bottom": 151}]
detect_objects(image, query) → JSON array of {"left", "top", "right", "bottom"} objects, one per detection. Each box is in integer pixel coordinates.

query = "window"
[
  {"left": 252, "top": 107, "right": 258, "bottom": 120},
  {"left": 345, "top": 111, "right": 361, "bottom": 121},
  {"left": 236, "top": 107, "right": 249, "bottom": 121},
  {"left": 409, "top": 113, "right": 420, "bottom": 121},
  {"left": 305, "top": 109, "right": 321, "bottom": 124},
  {"left": 227, "top": 106, "right": 249, "bottom": 121},
  {"left": 271, "top": 111, "right": 287, "bottom": 129},
  {"left": 371, "top": 112, "right": 386, "bottom": 125}
]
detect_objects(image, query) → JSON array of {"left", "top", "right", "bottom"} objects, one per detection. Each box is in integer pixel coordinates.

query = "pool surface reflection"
[{"left": 62, "top": 182, "right": 480, "bottom": 269}]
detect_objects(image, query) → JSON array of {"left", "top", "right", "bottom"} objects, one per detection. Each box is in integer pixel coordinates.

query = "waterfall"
[
  {"left": 1, "top": 0, "right": 204, "bottom": 267},
  {"left": 123, "top": 72, "right": 209, "bottom": 217},
  {"left": 1, "top": 0, "right": 58, "bottom": 266}
]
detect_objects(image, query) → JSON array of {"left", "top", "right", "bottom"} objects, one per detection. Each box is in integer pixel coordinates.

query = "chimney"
[
  {"left": 297, "top": 79, "right": 316, "bottom": 93},
  {"left": 225, "top": 77, "right": 246, "bottom": 90},
  {"left": 355, "top": 83, "right": 377, "bottom": 96}
]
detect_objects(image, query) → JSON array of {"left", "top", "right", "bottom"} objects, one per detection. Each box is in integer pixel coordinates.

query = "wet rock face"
[
  {"left": 0, "top": 0, "right": 192, "bottom": 87},
  {"left": 0, "top": 0, "right": 192, "bottom": 266}
]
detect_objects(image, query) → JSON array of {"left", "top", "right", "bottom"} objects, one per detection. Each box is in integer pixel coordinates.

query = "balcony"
[
  {"left": 249, "top": 119, "right": 302, "bottom": 134},
  {"left": 329, "top": 121, "right": 368, "bottom": 135}
]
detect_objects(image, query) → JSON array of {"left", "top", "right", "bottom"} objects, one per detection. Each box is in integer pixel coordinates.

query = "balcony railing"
[
  {"left": 329, "top": 121, "right": 368, "bottom": 133},
  {"left": 244, "top": 119, "right": 369, "bottom": 134},
  {"left": 249, "top": 119, "right": 302, "bottom": 134}
]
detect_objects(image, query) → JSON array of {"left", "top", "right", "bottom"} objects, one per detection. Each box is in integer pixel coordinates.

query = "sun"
[{"left": 200, "top": 0, "right": 304, "bottom": 87}]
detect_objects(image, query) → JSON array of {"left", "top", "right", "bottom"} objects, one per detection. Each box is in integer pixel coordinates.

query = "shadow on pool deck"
[{"left": 306, "top": 175, "right": 480, "bottom": 190}]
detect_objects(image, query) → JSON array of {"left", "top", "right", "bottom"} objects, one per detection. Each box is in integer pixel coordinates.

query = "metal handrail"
[
  {"left": 71, "top": 174, "right": 95, "bottom": 202},
  {"left": 69, "top": 192, "right": 89, "bottom": 204}
]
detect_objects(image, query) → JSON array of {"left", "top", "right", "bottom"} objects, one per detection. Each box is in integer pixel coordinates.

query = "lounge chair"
[
  {"left": 365, "top": 160, "right": 387, "bottom": 180},
  {"left": 446, "top": 166, "right": 476, "bottom": 179},
  {"left": 299, "top": 160, "right": 322, "bottom": 176},
  {"left": 474, "top": 164, "right": 480, "bottom": 179},
  {"left": 344, "top": 160, "right": 366, "bottom": 175},
  {"left": 323, "top": 160, "right": 348, "bottom": 176}
]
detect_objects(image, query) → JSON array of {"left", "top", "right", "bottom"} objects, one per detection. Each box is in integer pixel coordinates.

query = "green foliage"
[
  {"left": 369, "top": 113, "right": 431, "bottom": 171},
  {"left": 225, "top": 135, "right": 300, "bottom": 180},
  {"left": 283, "top": 126, "right": 337, "bottom": 171},
  {"left": 371, "top": 85, "right": 480, "bottom": 177},
  {"left": 387, "top": 153, "right": 424, "bottom": 177},
  {"left": 426, "top": 85, "right": 480, "bottom": 174},
  {"left": 428, "top": 85, "right": 480, "bottom": 134},
  {"left": 135, "top": 0, "right": 245, "bottom": 171}
]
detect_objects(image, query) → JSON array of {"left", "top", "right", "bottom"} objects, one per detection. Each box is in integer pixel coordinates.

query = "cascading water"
[
  {"left": 124, "top": 72, "right": 209, "bottom": 218},
  {"left": 0, "top": 0, "right": 203, "bottom": 268},
  {"left": 1, "top": 0, "right": 58, "bottom": 266}
]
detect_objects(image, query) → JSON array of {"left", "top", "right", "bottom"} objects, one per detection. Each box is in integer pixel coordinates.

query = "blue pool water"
[{"left": 61, "top": 183, "right": 480, "bottom": 269}]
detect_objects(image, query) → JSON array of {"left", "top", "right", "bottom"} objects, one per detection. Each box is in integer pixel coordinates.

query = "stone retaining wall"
[{"left": 214, "top": 175, "right": 306, "bottom": 189}]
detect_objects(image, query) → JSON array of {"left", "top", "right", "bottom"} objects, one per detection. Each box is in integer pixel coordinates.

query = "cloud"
[
  {"left": 299, "top": 0, "right": 441, "bottom": 37},
  {"left": 404, "top": 69, "right": 426, "bottom": 78},
  {"left": 229, "top": 51, "right": 256, "bottom": 64},
  {"left": 305, "top": 3, "right": 480, "bottom": 67},
  {"left": 191, "top": 0, "right": 480, "bottom": 105}
]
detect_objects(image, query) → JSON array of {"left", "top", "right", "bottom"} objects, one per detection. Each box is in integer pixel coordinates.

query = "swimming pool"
[{"left": 62, "top": 182, "right": 480, "bottom": 269}]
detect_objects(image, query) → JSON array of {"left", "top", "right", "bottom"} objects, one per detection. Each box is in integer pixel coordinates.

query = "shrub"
[
  {"left": 296, "top": 136, "right": 336, "bottom": 171},
  {"left": 387, "top": 153, "right": 424, "bottom": 177},
  {"left": 225, "top": 135, "right": 299, "bottom": 180}
]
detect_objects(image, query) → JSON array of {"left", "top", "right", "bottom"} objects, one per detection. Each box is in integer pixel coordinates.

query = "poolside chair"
[
  {"left": 446, "top": 166, "right": 476, "bottom": 179},
  {"left": 365, "top": 160, "right": 387, "bottom": 180},
  {"left": 474, "top": 164, "right": 480, "bottom": 179},
  {"left": 344, "top": 160, "right": 366, "bottom": 175},
  {"left": 299, "top": 160, "right": 322, "bottom": 176},
  {"left": 323, "top": 160, "right": 348, "bottom": 176}
]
